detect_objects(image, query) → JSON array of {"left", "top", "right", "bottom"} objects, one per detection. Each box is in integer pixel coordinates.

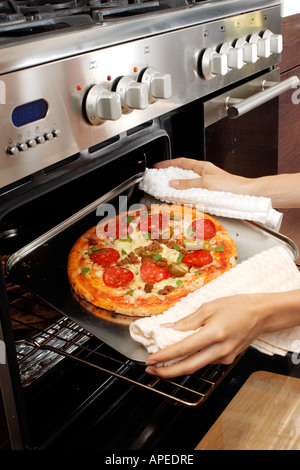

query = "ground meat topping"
[
  {"left": 157, "top": 285, "right": 176, "bottom": 295},
  {"left": 155, "top": 258, "right": 168, "bottom": 267},
  {"left": 146, "top": 241, "right": 162, "bottom": 252},
  {"left": 116, "top": 257, "right": 130, "bottom": 266},
  {"left": 144, "top": 282, "right": 153, "bottom": 293},
  {"left": 163, "top": 239, "right": 176, "bottom": 249},
  {"left": 127, "top": 252, "right": 140, "bottom": 264}
]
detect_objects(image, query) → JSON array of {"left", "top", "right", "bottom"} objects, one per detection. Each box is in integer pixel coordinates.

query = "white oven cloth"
[
  {"left": 129, "top": 246, "right": 300, "bottom": 361},
  {"left": 139, "top": 167, "right": 283, "bottom": 231}
]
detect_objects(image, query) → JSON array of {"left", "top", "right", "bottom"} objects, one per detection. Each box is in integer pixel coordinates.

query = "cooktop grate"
[{"left": 0, "top": 0, "right": 208, "bottom": 36}]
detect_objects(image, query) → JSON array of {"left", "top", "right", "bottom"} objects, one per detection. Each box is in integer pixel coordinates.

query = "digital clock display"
[{"left": 12, "top": 99, "right": 48, "bottom": 127}]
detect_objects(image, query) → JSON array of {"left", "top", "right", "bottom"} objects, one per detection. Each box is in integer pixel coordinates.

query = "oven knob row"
[
  {"left": 7, "top": 130, "right": 61, "bottom": 156},
  {"left": 201, "top": 30, "right": 283, "bottom": 80},
  {"left": 84, "top": 69, "right": 172, "bottom": 125}
]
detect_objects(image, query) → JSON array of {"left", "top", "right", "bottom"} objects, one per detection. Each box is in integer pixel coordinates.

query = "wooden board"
[{"left": 195, "top": 371, "right": 300, "bottom": 450}]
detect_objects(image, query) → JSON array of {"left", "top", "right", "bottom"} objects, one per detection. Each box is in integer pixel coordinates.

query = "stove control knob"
[
  {"left": 18, "top": 142, "right": 28, "bottom": 151},
  {"left": 201, "top": 48, "right": 228, "bottom": 80},
  {"left": 27, "top": 139, "right": 37, "bottom": 148},
  {"left": 249, "top": 33, "right": 271, "bottom": 58},
  {"left": 235, "top": 38, "right": 258, "bottom": 64},
  {"left": 85, "top": 85, "right": 122, "bottom": 125},
  {"left": 36, "top": 135, "right": 45, "bottom": 144},
  {"left": 116, "top": 76, "right": 148, "bottom": 113},
  {"left": 220, "top": 43, "right": 243, "bottom": 70},
  {"left": 141, "top": 67, "right": 172, "bottom": 102},
  {"left": 45, "top": 132, "right": 54, "bottom": 141},
  {"left": 7, "top": 146, "right": 18, "bottom": 156},
  {"left": 263, "top": 30, "right": 283, "bottom": 54}
]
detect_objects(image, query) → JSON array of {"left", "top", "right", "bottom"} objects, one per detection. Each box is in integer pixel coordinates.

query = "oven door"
[{"left": 203, "top": 68, "right": 299, "bottom": 178}]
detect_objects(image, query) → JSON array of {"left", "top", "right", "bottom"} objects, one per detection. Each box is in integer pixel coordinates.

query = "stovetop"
[
  {"left": 0, "top": 0, "right": 209, "bottom": 37},
  {"left": 0, "top": 0, "right": 280, "bottom": 40},
  {"left": 0, "top": 0, "right": 281, "bottom": 75}
]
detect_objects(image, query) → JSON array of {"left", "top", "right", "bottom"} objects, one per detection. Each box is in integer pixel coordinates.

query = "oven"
[{"left": 1, "top": 0, "right": 300, "bottom": 451}]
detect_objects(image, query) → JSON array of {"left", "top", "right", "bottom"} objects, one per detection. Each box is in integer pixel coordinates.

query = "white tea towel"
[
  {"left": 129, "top": 246, "right": 300, "bottom": 360},
  {"left": 139, "top": 167, "right": 283, "bottom": 231}
]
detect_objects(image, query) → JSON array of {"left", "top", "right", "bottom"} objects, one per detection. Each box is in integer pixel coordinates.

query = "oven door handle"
[{"left": 225, "top": 76, "right": 300, "bottom": 119}]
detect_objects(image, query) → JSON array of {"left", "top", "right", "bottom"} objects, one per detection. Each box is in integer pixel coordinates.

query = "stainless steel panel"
[
  {"left": 0, "top": 1, "right": 281, "bottom": 73},
  {"left": 0, "top": 7, "right": 281, "bottom": 188}
]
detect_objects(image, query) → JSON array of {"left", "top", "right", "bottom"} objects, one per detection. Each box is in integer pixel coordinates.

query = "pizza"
[{"left": 67, "top": 204, "right": 237, "bottom": 317}]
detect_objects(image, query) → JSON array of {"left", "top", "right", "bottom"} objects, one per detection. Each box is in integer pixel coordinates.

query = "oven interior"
[{"left": 0, "top": 92, "right": 280, "bottom": 450}]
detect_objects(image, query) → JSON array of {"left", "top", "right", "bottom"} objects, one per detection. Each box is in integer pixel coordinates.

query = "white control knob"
[
  {"left": 235, "top": 38, "right": 258, "bottom": 64},
  {"left": 220, "top": 43, "right": 243, "bottom": 70},
  {"left": 201, "top": 48, "right": 228, "bottom": 80},
  {"left": 85, "top": 84, "right": 122, "bottom": 125},
  {"left": 116, "top": 76, "right": 148, "bottom": 113},
  {"left": 141, "top": 67, "right": 172, "bottom": 102},
  {"left": 263, "top": 30, "right": 283, "bottom": 54},
  {"left": 249, "top": 33, "right": 271, "bottom": 58}
]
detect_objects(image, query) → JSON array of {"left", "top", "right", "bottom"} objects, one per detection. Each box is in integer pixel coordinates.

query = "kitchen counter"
[{"left": 196, "top": 371, "right": 300, "bottom": 450}]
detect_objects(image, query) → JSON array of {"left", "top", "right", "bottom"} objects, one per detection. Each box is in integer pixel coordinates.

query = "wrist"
[{"left": 255, "top": 290, "right": 300, "bottom": 334}]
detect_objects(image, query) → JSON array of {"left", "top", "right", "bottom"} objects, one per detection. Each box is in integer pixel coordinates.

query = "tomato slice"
[
  {"left": 140, "top": 260, "right": 170, "bottom": 284},
  {"left": 103, "top": 266, "right": 134, "bottom": 288},
  {"left": 189, "top": 219, "right": 216, "bottom": 240},
  {"left": 90, "top": 248, "right": 120, "bottom": 267},
  {"left": 182, "top": 250, "right": 213, "bottom": 267}
]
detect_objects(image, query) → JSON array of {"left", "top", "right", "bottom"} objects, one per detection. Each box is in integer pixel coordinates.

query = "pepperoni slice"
[
  {"left": 90, "top": 248, "right": 120, "bottom": 267},
  {"left": 182, "top": 250, "right": 213, "bottom": 267},
  {"left": 103, "top": 266, "right": 134, "bottom": 288},
  {"left": 189, "top": 219, "right": 216, "bottom": 240},
  {"left": 140, "top": 260, "right": 170, "bottom": 284},
  {"left": 99, "top": 218, "right": 134, "bottom": 239}
]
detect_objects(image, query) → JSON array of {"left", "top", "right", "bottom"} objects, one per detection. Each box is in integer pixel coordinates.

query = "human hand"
[
  {"left": 154, "top": 157, "right": 252, "bottom": 195},
  {"left": 145, "top": 293, "right": 267, "bottom": 378}
]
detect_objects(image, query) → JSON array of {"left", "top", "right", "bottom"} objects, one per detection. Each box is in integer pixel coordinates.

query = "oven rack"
[
  {"left": 10, "top": 258, "right": 300, "bottom": 406},
  {"left": 14, "top": 313, "right": 240, "bottom": 408},
  {"left": 22, "top": 318, "right": 240, "bottom": 408},
  {"left": 7, "top": 277, "right": 239, "bottom": 407}
]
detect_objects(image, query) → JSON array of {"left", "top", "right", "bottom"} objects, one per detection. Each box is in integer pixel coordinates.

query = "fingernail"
[
  {"left": 146, "top": 359, "right": 158, "bottom": 366},
  {"left": 169, "top": 179, "right": 180, "bottom": 188},
  {"left": 145, "top": 367, "right": 156, "bottom": 375}
]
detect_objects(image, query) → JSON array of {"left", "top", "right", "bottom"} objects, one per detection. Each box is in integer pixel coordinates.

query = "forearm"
[
  {"left": 257, "top": 289, "right": 300, "bottom": 334},
  {"left": 246, "top": 173, "right": 300, "bottom": 208}
]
